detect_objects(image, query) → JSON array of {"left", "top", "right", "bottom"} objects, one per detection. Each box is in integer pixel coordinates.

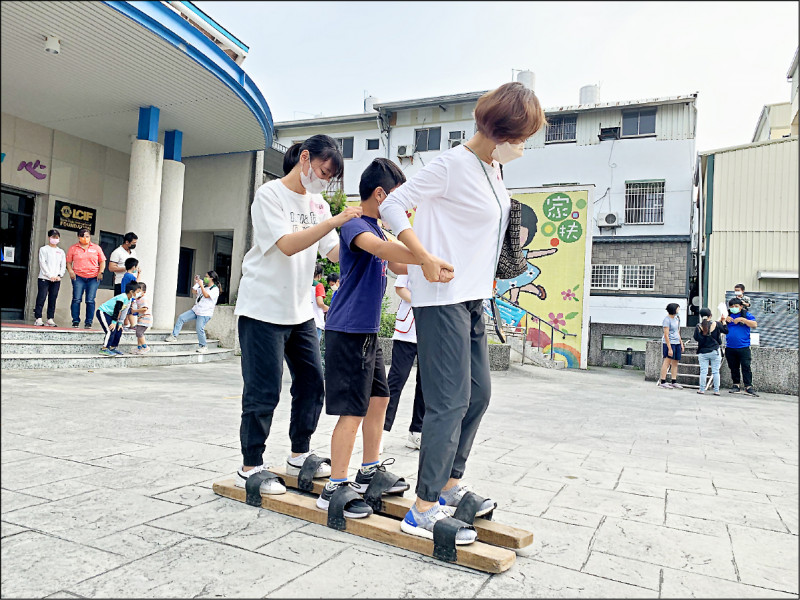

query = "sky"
[{"left": 196, "top": 1, "right": 798, "bottom": 153}]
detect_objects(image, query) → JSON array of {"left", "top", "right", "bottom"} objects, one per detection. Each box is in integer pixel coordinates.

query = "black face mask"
[{"left": 129, "top": 244, "right": 137, "bottom": 250}]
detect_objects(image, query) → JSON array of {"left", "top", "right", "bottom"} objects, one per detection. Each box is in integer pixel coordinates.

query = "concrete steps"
[{"left": 1, "top": 325, "right": 233, "bottom": 370}]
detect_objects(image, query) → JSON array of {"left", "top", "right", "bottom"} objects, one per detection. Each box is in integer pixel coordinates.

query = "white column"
[
  {"left": 152, "top": 159, "right": 185, "bottom": 330},
  {"left": 125, "top": 139, "right": 163, "bottom": 293}
]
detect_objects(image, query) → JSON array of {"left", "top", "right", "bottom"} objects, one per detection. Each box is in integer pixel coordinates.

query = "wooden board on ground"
[
  {"left": 212, "top": 479, "right": 515, "bottom": 574},
  {"left": 269, "top": 466, "right": 533, "bottom": 550}
]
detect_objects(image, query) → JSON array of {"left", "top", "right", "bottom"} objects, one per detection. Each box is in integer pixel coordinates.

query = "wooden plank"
[
  {"left": 212, "top": 479, "right": 515, "bottom": 574},
  {"left": 268, "top": 466, "right": 533, "bottom": 549}
]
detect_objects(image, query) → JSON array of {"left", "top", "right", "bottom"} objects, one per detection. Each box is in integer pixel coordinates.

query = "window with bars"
[
  {"left": 591, "top": 265, "right": 620, "bottom": 289},
  {"left": 591, "top": 264, "right": 655, "bottom": 290},
  {"left": 545, "top": 114, "right": 577, "bottom": 143},
  {"left": 625, "top": 181, "right": 664, "bottom": 224}
]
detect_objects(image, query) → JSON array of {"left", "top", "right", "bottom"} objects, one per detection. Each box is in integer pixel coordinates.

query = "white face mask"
[
  {"left": 49, "top": 238, "right": 59, "bottom": 245},
  {"left": 491, "top": 141, "right": 524, "bottom": 164},
  {"left": 135, "top": 291, "right": 143, "bottom": 298},
  {"left": 300, "top": 158, "right": 328, "bottom": 194},
  {"left": 735, "top": 291, "right": 743, "bottom": 296}
]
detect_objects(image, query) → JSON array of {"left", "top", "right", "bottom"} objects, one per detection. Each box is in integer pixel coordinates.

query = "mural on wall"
[{"left": 497, "top": 189, "right": 592, "bottom": 369}]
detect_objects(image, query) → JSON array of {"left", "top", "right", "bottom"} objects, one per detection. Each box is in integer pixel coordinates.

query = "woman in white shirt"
[
  {"left": 380, "top": 82, "right": 546, "bottom": 542},
  {"left": 233, "top": 135, "right": 362, "bottom": 495},
  {"left": 164, "top": 270, "right": 221, "bottom": 352},
  {"left": 34, "top": 229, "right": 67, "bottom": 326}
]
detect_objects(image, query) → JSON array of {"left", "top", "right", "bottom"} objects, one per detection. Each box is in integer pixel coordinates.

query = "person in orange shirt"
[{"left": 65, "top": 228, "right": 106, "bottom": 328}]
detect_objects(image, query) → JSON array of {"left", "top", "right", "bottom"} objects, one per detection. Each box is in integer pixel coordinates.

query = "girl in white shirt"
[
  {"left": 34, "top": 229, "right": 66, "bottom": 326},
  {"left": 233, "top": 135, "right": 362, "bottom": 495},
  {"left": 164, "top": 270, "right": 221, "bottom": 352},
  {"left": 380, "top": 82, "right": 546, "bottom": 542}
]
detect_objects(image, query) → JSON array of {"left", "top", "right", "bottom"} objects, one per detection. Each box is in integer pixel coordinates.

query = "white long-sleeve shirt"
[
  {"left": 37, "top": 245, "right": 66, "bottom": 280},
  {"left": 380, "top": 144, "right": 510, "bottom": 307}
]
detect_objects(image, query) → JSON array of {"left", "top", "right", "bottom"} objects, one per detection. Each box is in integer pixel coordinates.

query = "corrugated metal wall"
[
  {"left": 656, "top": 102, "right": 696, "bottom": 141},
  {"left": 706, "top": 138, "right": 799, "bottom": 306},
  {"left": 577, "top": 109, "right": 621, "bottom": 145}
]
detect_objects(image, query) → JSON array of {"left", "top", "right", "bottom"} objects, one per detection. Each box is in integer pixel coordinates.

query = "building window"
[
  {"left": 625, "top": 180, "right": 665, "bottom": 224},
  {"left": 176, "top": 247, "right": 195, "bottom": 297},
  {"left": 98, "top": 231, "right": 123, "bottom": 290},
  {"left": 621, "top": 265, "right": 656, "bottom": 290},
  {"left": 591, "top": 264, "right": 620, "bottom": 289},
  {"left": 366, "top": 138, "right": 380, "bottom": 151},
  {"left": 622, "top": 108, "right": 656, "bottom": 137},
  {"left": 591, "top": 264, "right": 656, "bottom": 290},
  {"left": 545, "top": 115, "right": 577, "bottom": 143},
  {"left": 414, "top": 127, "right": 441, "bottom": 152},
  {"left": 333, "top": 137, "right": 354, "bottom": 159}
]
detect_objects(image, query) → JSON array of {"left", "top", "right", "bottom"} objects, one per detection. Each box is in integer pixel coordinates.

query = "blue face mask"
[{"left": 730, "top": 307, "right": 741, "bottom": 314}]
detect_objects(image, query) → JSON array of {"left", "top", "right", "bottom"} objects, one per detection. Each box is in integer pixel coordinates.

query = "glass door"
[{"left": 1, "top": 188, "right": 36, "bottom": 321}]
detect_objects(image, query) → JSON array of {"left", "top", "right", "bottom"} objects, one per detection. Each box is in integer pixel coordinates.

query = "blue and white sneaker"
[
  {"left": 439, "top": 483, "right": 496, "bottom": 517},
  {"left": 111, "top": 349, "right": 125, "bottom": 356},
  {"left": 400, "top": 503, "right": 477, "bottom": 544}
]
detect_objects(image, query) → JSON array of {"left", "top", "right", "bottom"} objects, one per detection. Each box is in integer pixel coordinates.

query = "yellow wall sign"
[{"left": 499, "top": 187, "right": 594, "bottom": 369}]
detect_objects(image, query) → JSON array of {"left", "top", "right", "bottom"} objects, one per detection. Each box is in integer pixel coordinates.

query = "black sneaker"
[
  {"left": 84, "top": 323, "right": 92, "bottom": 329},
  {"left": 72, "top": 321, "right": 80, "bottom": 328},
  {"left": 744, "top": 387, "right": 760, "bottom": 397},
  {"left": 351, "top": 459, "right": 410, "bottom": 495},
  {"left": 729, "top": 385, "right": 741, "bottom": 394},
  {"left": 315, "top": 481, "right": 373, "bottom": 518}
]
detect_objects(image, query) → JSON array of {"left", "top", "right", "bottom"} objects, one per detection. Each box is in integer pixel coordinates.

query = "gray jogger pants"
[{"left": 414, "top": 299, "right": 491, "bottom": 502}]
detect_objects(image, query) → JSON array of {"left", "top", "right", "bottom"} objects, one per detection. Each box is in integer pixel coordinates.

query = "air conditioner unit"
[
  {"left": 598, "top": 126, "right": 620, "bottom": 141},
  {"left": 397, "top": 144, "right": 414, "bottom": 158},
  {"left": 448, "top": 130, "right": 466, "bottom": 148},
  {"left": 598, "top": 212, "right": 622, "bottom": 227}
]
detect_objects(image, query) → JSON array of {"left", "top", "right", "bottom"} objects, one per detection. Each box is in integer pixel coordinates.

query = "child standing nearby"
[
  {"left": 34, "top": 229, "right": 66, "bottom": 327},
  {"left": 130, "top": 282, "right": 152, "bottom": 354},
  {"left": 316, "top": 158, "right": 445, "bottom": 520},
  {"left": 120, "top": 257, "right": 140, "bottom": 331}
]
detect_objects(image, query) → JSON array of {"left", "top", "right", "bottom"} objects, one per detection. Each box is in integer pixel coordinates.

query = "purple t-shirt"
[{"left": 325, "top": 216, "right": 387, "bottom": 334}]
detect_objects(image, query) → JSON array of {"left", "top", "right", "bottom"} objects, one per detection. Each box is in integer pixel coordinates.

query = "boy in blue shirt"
[
  {"left": 96, "top": 281, "right": 141, "bottom": 356},
  {"left": 315, "top": 159, "right": 421, "bottom": 520},
  {"left": 120, "top": 257, "right": 139, "bottom": 330},
  {"left": 724, "top": 297, "right": 759, "bottom": 396}
]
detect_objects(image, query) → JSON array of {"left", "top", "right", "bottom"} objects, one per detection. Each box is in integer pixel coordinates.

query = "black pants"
[
  {"left": 114, "top": 283, "right": 122, "bottom": 296},
  {"left": 238, "top": 315, "right": 325, "bottom": 466},
  {"left": 384, "top": 340, "right": 425, "bottom": 433},
  {"left": 97, "top": 310, "right": 123, "bottom": 349},
  {"left": 34, "top": 279, "right": 60, "bottom": 319},
  {"left": 725, "top": 346, "right": 753, "bottom": 388}
]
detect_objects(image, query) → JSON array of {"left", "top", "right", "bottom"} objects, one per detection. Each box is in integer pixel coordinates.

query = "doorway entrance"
[
  {"left": 1, "top": 187, "right": 35, "bottom": 321},
  {"left": 213, "top": 234, "right": 233, "bottom": 305}
]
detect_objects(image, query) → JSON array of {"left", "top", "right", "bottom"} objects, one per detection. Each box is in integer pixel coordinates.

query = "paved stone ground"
[{"left": 1, "top": 358, "right": 797, "bottom": 598}]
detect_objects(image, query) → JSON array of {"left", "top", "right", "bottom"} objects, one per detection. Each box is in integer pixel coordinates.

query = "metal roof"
[
  {"left": 0, "top": 1, "right": 273, "bottom": 157},
  {"left": 275, "top": 112, "right": 379, "bottom": 129}
]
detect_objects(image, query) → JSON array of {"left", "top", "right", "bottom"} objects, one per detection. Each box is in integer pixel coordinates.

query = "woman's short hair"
[
  {"left": 666, "top": 303, "right": 680, "bottom": 315},
  {"left": 474, "top": 82, "right": 547, "bottom": 143},
  {"left": 47, "top": 229, "right": 60, "bottom": 238}
]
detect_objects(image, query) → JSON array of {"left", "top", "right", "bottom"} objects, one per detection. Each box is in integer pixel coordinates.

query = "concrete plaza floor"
[{"left": 1, "top": 358, "right": 797, "bottom": 598}]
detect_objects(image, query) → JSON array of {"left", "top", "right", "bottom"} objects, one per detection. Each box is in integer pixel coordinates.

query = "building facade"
[
  {"left": 0, "top": 1, "right": 279, "bottom": 330},
  {"left": 274, "top": 87, "right": 698, "bottom": 330}
]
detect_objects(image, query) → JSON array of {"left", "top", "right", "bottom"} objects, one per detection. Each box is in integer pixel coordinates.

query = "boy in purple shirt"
[{"left": 316, "top": 159, "right": 442, "bottom": 520}]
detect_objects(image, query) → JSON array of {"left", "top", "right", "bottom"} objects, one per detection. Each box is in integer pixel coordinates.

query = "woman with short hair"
[
  {"left": 380, "top": 81, "right": 546, "bottom": 542},
  {"left": 34, "top": 229, "right": 66, "bottom": 327}
]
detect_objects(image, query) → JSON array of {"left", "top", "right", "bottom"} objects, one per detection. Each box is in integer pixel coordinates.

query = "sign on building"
[{"left": 53, "top": 201, "right": 96, "bottom": 234}]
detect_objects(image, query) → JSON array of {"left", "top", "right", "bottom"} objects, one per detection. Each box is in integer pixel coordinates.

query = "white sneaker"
[
  {"left": 406, "top": 431, "right": 422, "bottom": 450},
  {"left": 286, "top": 451, "right": 332, "bottom": 478},
  {"left": 196, "top": 346, "right": 208, "bottom": 354},
  {"left": 46, "top": 319, "right": 57, "bottom": 327},
  {"left": 234, "top": 465, "right": 286, "bottom": 494},
  {"left": 164, "top": 335, "right": 177, "bottom": 342},
  {"left": 34, "top": 318, "right": 43, "bottom": 326}
]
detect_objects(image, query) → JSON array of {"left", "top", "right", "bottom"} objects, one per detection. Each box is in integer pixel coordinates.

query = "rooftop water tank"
[
  {"left": 364, "top": 95, "right": 379, "bottom": 112},
  {"left": 579, "top": 84, "right": 600, "bottom": 105},
  {"left": 516, "top": 70, "right": 535, "bottom": 91}
]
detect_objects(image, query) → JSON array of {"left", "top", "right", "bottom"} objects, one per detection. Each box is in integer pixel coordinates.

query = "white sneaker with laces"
[
  {"left": 196, "top": 346, "right": 208, "bottom": 354},
  {"left": 164, "top": 334, "right": 177, "bottom": 342},
  {"left": 46, "top": 319, "right": 57, "bottom": 327},
  {"left": 234, "top": 464, "right": 286, "bottom": 495},
  {"left": 34, "top": 318, "right": 43, "bottom": 326},
  {"left": 286, "top": 451, "right": 332, "bottom": 478},
  {"left": 405, "top": 431, "right": 422, "bottom": 450}
]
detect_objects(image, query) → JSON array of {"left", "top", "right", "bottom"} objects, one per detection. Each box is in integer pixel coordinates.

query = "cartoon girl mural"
[{"left": 495, "top": 201, "right": 557, "bottom": 304}]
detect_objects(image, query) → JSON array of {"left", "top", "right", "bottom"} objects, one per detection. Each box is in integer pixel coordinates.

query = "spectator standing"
[
  {"left": 34, "top": 229, "right": 66, "bottom": 327},
  {"left": 311, "top": 263, "right": 328, "bottom": 342},
  {"left": 120, "top": 257, "right": 140, "bottom": 331},
  {"left": 724, "top": 297, "right": 759, "bottom": 396},
  {"left": 658, "top": 303, "right": 685, "bottom": 389},
  {"left": 693, "top": 307, "right": 728, "bottom": 395},
  {"left": 65, "top": 228, "right": 106, "bottom": 328},
  {"left": 164, "top": 270, "right": 221, "bottom": 353},
  {"left": 109, "top": 232, "right": 139, "bottom": 295},
  {"left": 327, "top": 272, "right": 340, "bottom": 304}
]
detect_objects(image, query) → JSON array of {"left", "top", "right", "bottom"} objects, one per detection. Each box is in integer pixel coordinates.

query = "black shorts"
[{"left": 324, "top": 330, "right": 390, "bottom": 417}]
